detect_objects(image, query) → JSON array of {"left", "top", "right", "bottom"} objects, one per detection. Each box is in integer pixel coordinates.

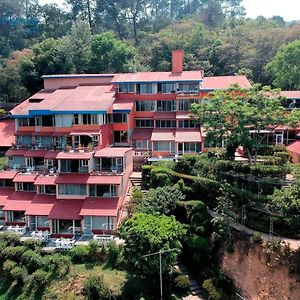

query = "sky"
[{"left": 39, "top": 0, "right": 299, "bottom": 22}]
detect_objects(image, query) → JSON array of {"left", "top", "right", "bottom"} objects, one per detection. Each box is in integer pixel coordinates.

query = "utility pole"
[{"left": 142, "top": 248, "right": 177, "bottom": 300}]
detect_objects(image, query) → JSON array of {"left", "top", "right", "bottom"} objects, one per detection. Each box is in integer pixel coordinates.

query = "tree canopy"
[{"left": 118, "top": 213, "right": 186, "bottom": 275}]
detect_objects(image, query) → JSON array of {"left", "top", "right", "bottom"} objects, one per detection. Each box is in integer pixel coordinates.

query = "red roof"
[
  {"left": 153, "top": 112, "right": 176, "bottom": 119},
  {"left": 202, "top": 75, "right": 251, "bottom": 90},
  {"left": 94, "top": 147, "right": 132, "bottom": 157},
  {"left": 113, "top": 99, "right": 134, "bottom": 111},
  {"left": 34, "top": 175, "right": 57, "bottom": 185},
  {"left": 25, "top": 194, "right": 55, "bottom": 216},
  {"left": 56, "top": 151, "right": 93, "bottom": 160},
  {"left": 10, "top": 85, "right": 115, "bottom": 116},
  {"left": 3, "top": 191, "right": 35, "bottom": 211},
  {"left": 287, "top": 141, "right": 300, "bottom": 154},
  {"left": 44, "top": 151, "right": 59, "bottom": 159},
  {"left": 80, "top": 197, "right": 119, "bottom": 217},
  {"left": 175, "top": 129, "right": 201, "bottom": 142},
  {"left": 151, "top": 129, "right": 175, "bottom": 141},
  {"left": 6, "top": 149, "right": 27, "bottom": 156},
  {"left": 0, "top": 170, "right": 17, "bottom": 180},
  {"left": 24, "top": 150, "right": 47, "bottom": 157},
  {"left": 281, "top": 91, "right": 300, "bottom": 99},
  {"left": 13, "top": 173, "right": 38, "bottom": 183},
  {"left": 131, "top": 129, "right": 152, "bottom": 140},
  {"left": 48, "top": 199, "right": 83, "bottom": 220},
  {"left": 0, "top": 119, "right": 15, "bottom": 147},
  {"left": 0, "top": 188, "right": 14, "bottom": 206},
  {"left": 54, "top": 174, "right": 122, "bottom": 185},
  {"left": 112, "top": 71, "right": 203, "bottom": 83}
]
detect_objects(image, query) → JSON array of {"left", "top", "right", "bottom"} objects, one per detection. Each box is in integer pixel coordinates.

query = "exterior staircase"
[{"left": 129, "top": 172, "right": 147, "bottom": 194}]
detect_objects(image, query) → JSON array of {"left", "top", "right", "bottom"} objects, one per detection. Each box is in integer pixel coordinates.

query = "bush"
[
  {"left": 83, "top": 274, "right": 111, "bottom": 300},
  {"left": 106, "top": 241, "right": 121, "bottom": 269},
  {"left": 174, "top": 274, "right": 190, "bottom": 292},
  {"left": 69, "top": 245, "right": 89, "bottom": 263},
  {"left": 23, "top": 239, "right": 41, "bottom": 251},
  {"left": 202, "top": 279, "right": 222, "bottom": 300},
  {"left": 175, "top": 200, "right": 208, "bottom": 224},
  {"left": 21, "top": 250, "right": 44, "bottom": 273},
  {"left": 44, "top": 254, "right": 71, "bottom": 277},
  {"left": 0, "top": 232, "right": 20, "bottom": 246},
  {"left": 3, "top": 260, "right": 17, "bottom": 273},
  {"left": 252, "top": 232, "right": 263, "bottom": 244},
  {"left": 28, "top": 269, "right": 49, "bottom": 292},
  {"left": 186, "top": 235, "right": 209, "bottom": 269},
  {"left": 2, "top": 246, "right": 27, "bottom": 263},
  {"left": 88, "top": 240, "right": 99, "bottom": 261},
  {"left": 10, "top": 266, "right": 27, "bottom": 283},
  {"left": 274, "top": 151, "right": 290, "bottom": 165}
]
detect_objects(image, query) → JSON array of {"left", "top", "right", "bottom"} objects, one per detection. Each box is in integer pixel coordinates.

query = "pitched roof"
[
  {"left": 25, "top": 194, "right": 55, "bottom": 216},
  {"left": 3, "top": 191, "right": 35, "bottom": 211},
  {"left": 10, "top": 85, "right": 115, "bottom": 116},
  {"left": 94, "top": 147, "right": 132, "bottom": 157},
  {"left": 0, "top": 119, "right": 15, "bottom": 147},
  {"left": 202, "top": 75, "right": 251, "bottom": 90},
  {"left": 0, "top": 170, "right": 17, "bottom": 180},
  {"left": 281, "top": 91, "right": 300, "bottom": 99},
  {"left": 112, "top": 71, "right": 203, "bottom": 83},
  {"left": 151, "top": 129, "right": 176, "bottom": 141},
  {"left": 175, "top": 129, "right": 201, "bottom": 142},
  {"left": 287, "top": 141, "right": 300, "bottom": 154},
  {"left": 13, "top": 173, "right": 38, "bottom": 183},
  {"left": 79, "top": 197, "right": 119, "bottom": 217},
  {"left": 0, "top": 188, "right": 15, "bottom": 206},
  {"left": 34, "top": 175, "right": 57, "bottom": 185},
  {"left": 48, "top": 199, "right": 83, "bottom": 220},
  {"left": 56, "top": 151, "right": 93, "bottom": 160}
]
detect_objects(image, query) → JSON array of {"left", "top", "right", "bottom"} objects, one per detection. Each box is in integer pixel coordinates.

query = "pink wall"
[{"left": 100, "top": 124, "right": 113, "bottom": 149}]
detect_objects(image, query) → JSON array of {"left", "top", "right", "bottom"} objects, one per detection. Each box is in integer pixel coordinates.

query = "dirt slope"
[{"left": 221, "top": 241, "right": 300, "bottom": 300}]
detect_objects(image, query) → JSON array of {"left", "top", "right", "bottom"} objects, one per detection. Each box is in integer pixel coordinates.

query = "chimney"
[{"left": 172, "top": 50, "right": 183, "bottom": 73}]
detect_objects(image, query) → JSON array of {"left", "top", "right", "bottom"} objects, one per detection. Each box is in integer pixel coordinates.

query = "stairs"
[{"left": 130, "top": 172, "right": 147, "bottom": 194}]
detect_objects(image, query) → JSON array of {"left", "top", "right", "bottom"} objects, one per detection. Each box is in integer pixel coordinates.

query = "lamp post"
[{"left": 142, "top": 248, "right": 177, "bottom": 300}]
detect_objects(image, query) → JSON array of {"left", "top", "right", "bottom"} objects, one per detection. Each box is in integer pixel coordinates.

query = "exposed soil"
[{"left": 222, "top": 241, "right": 300, "bottom": 300}]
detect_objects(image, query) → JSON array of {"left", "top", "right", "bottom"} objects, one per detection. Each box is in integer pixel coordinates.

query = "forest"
[{"left": 1, "top": 0, "right": 300, "bottom": 108}]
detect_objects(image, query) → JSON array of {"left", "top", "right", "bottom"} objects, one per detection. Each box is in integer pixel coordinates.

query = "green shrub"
[
  {"left": 44, "top": 254, "right": 71, "bottom": 277},
  {"left": 10, "top": 266, "right": 27, "bottom": 283},
  {"left": 252, "top": 232, "right": 263, "bottom": 244},
  {"left": 186, "top": 235, "right": 209, "bottom": 269},
  {"left": 69, "top": 245, "right": 89, "bottom": 263},
  {"left": 2, "top": 246, "right": 27, "bottom": 263},
  {"left": 202, "top": 279, "right": 222, "bottom": 300},
  {"left": 88, "top": 240, "right": 99, "bottom": 261},
  {"left": 83, "top": 274, "right": 111, "bottom": 300},
  {"left": 0, "top": 232, "right": 20, "bottom": 246},
  {"left": 131, "top": 187, "right": 144, "bottom": 200},
  {"left": 106, "top": 241, "right": 121, "bottom": 268},
  {"left": 29, "top": 269, "right": 49, "bottom": 290},
  {"left": 274, "top": 151, "right": 290, "bottom": 165},
  {"left": 272, "top": 145, "right": 287, "bottom": 153},
  {"left": 174, "top": 274, "right": 190, "bottom": 292},
  {"left": 21, "top": 250, "right": 44, "bottom": 273},
  {"left": 3, "top": 259, "right": 17, "bottom": 273},
  {"left": 23, "top": 239, "right": 41, "bottom": 251},
  {"left": 175, "top": 200, "right": 208, "bottom": 224}
]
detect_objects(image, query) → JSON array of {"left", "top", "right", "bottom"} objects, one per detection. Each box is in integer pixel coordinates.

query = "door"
[
  {"left": 83, "top": 216, "right": 92, "bottom": 234},
  {"left": 275, "top": 134, "right": 283, "bottom": 145}
]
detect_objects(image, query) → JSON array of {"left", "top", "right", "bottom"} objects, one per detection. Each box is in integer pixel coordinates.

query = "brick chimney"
[{"left": 172, "top": 50, "right": 183, "bottom": 73}]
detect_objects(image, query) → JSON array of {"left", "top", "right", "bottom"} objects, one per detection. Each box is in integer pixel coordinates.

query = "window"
[
  {"left": 113, "top": 114, "right": 128, "bottom": 123},
  {"left": 132, "top": 140, "right": 148, "bottom": 149},
  {"left": 114, "top": 131, "right": 128, "bottom": 143},
  {"left": 58, "top": 184, "right": 86, "bottom": 195},
  {"left": 136, "top": 101, "right": 155, "bottom": 111},
  {"left": 89, "top": 185, "right": 118, "bottom": 197},
  {"left": 140, "top": 83, "right": 153, "bottom": 94},
  {"left": 157, "top": 100, "right": 176, "bottom": 111},
  {"left": 178, "top": 82, "right": 199, "bottom": 92},
  {"left": 135, "top": 119, "right": 154, "bottom": 128},
  {"left": 73, "top": 114, "right": 79, "bottom": 125},
  {"left": 39, "top": 185, "right": 56, "bottom": 194},
  {"left": 178, "top": 120, "right": 199, "bottom": 128},
  {"left": 178, "top": 142, "right": 201, "bottom": 153},
  {"left": 161, "top": 83, "right": 176, "bottom": 94},
  {"left": 18, "top": 118, "right": 35, "bottom": 127},
  {"left": 155, "top": 120, "right": 176, "bottom": 128},
  {"left": 82, "top": 114, "right": 98, "bottom": 125},
  {"left": 17, "top": 182, "right": 35, "bottom": 191},
  {"left": 118, "top": 83, "right": 135, "bottom": 93},
  {"left": 178, "top": 99, "right": 200, "bottom": 111},
  {"left": 153, "top": 141, "right": 175, "bottom": 152}
]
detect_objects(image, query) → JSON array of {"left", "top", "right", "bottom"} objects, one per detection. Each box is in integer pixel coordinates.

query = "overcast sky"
[{"left": 39, "top": 0, "right": 299, "bottom": 22}]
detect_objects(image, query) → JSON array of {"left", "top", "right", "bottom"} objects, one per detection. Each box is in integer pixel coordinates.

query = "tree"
[
  {"left": 267, "top": 40, "right": 300, "bottom": 90},
  {"left": 191, "top": 84, "right": 300, "bottom": 161},
  {"left": 83, "top": 274, "right": 111, "bottom": 300},
  {"left": 137, "top": 186, "right": 185, "bottom": 215},
  {"left": 118, "top": 213, "right": 186, "bottom": 275},
  {"left": 90, "top": 32, "right": 135, "bottom": 73},
  {"left": 20, "top": 38, "right": 75, "bottom": 93}
]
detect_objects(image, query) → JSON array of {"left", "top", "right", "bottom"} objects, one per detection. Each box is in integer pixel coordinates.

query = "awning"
[
  {"left": 86, "top": 175, "right": 122, "bottom": 185},
  {"left": 151, "top": 129, "right": 175, "bottom": 141},
  {"left": 6, "top": 149, "right": 27, "bottom": 156},
  {"left": 0, "top": 188, "right": 14, "bottom": 206},
  {"left": 176, "top": 112, "right": 190, "bottom": 119},
  {"left": 56, "top": 151, "right": 93, "bottom": 160},
  {"left": 44, "top": 151, "right": 59, "bottom": 159},
  {"left": 113, "top": 100, "right": 134, "bottom": 112},
  {"left": 175, "top": 129, "right": 201, "bottom": 142},
  {"left": 0, "top": 170, "right": 17, "bottom": 180},
  {"left": 70, "top": 132, "right": 99, "bottom": 137},
  {"left": 13, "top": 173, "right": 38, "bottom": 183},
  {"left": 55, "top": 174, "right": 122, "bottom": 185},
  {"left": 153, "top": 112, "right": 176, "bottom": 119},
  {"left": 80, "top": 197, "right": 119, "bottom": 217},
  {"left": 52, "top": 132, "right": 70, "bottom": 137},
  {"left": 24, "top": 150, "right": 48, "bottom": 157},
  {"left": 131, "top": 129, "right": 152, "bottom": 140},
  {"left": 25, "top": 194, "right": 55, "bottom": 216},
  {"left": 34, "top": 175, "right": 57, "bottom": 185},
  {"left": 94, "top": 147, "right": 132, "bottom": 157},
  {"left": 48, "top": 199, "right": 83, "bottom": 220},
  {"left": 3, "top": 191, "right": 35, "bottom": 211}
]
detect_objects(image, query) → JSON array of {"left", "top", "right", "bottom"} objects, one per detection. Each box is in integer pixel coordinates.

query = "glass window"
[
  {"left": 136, "top": 101, "right": 155, "bottom": 111},
  {"left": 135, "top": 119, "right": 154, "bottom": 128},
  {"left": 140, "top": 83, "right": 153, "bottom": 94},
  {"left": 132, "top": 140, "right": 148, "bottom": 149},
  {"left": 118, "top": 83, "right": 135, "bottom": 93},
  {"left": 113, "top": 114, "right": 128, "bottom": 123},
  {"left": 155, "top": 120, "right": 176, "bottom": 128},
  {"left": 114, "top": 131, "right": 128, "bottom": 143},
  {"left": 161, "top": 83, "right": 176, "bottom": 94},
  {"left": 178, "top": 99, "right": 200, "bottom": 111},
  {"left": 89, "top": 185, "right": 118, "bottom": 197},
  {"left": 157, "top": 100, "right": 176, "bottom": 112},
  {"left": 178, "top": 82, "right": 199, "bottom": 92},
  {"left": 58, "top": 184, "right": 86, "bottom": 195},
  {"left": 153, "top": 141, "right": 175, "bottom": 152},
  {"left": 178, "top": 120, "right": 198, "bottom": 128}
]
